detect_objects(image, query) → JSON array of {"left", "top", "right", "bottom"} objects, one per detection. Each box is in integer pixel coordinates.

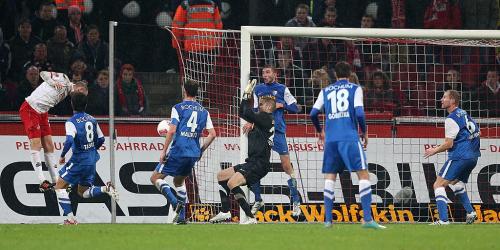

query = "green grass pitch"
[{"left": 0, "top": 223, "right": 498, "bottom": 250}]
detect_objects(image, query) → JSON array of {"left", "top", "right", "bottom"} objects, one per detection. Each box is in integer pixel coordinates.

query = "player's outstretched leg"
[
  {"left": 232, "top": 186, "right": 257, "bottom": 224},
  {"left": 82, "top": 182, "right": 119, "bottom": 201},
  {"left": 154, "top": 179, "right": 184, "bottom": 222},
  {"left": 324, "top": 179, "right": 335, "bottom": 228},
  {"left": 250, "top": 182, "right": 264, "bottom": 214},
  {"left": 29, "top": 143, "right": 51, "bottom": 191},
  {"left": 210, "top": 180, "right": 232, "bottom": 223},
  {"left": 358, "top": 178, "right": 386, "bottom": 229},
  {"left": 431, "top": 186, "right": 450, "bottom": 225},
  {"left": 449, "top": 181, "right": 476, "bottom": 224}
]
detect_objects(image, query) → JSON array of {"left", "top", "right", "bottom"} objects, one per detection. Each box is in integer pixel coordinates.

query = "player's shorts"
[
  {"left": 59, "top": 161, "right": 96, "bottom": 187},
  {"left": 19, "top": 101, "right": 51, "bottom": 139},
  {"left": 234, "top": 160, "right": 269, "bottom": 186},
  {"left": 439, "top": 158, "right": 478, "bottom": 183},
  {"left": 322, "top": 140, "right": 367, "bottom": 174},
  {"left": 155, "top": 154, "right": 198, "bottom": 177},
  {"left": 272, "top": 132, "right": 289, "bottom": 155}
]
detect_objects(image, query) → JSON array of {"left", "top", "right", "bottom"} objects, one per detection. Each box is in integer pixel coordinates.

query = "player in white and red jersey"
[{"left": 19, "top": 71, "right": 87, "bottom": 192}]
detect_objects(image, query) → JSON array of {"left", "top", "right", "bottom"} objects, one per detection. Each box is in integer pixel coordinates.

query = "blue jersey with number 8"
[
  {"left": 65, "top": 112, "right": 103, "bottom": 165},
  {"left": 169, "top": 100, "right": 213, "bottom": 158},
  {"left": 312, "top": 79, "right": 364, "bottom": 142}
]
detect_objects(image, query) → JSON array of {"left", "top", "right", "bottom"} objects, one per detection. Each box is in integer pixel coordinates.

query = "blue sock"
[
  {"left": 324, "top": 179, "right": 335, "bottom": 223},
  {"left": 56, "top": 189, "right": 74, "bottom": 216},
  {"left": 435, "top": 187, "right": 449, "bottom": 222},
  {"left": 452, "top": 183, "right": 473, "bottom": 213},
  {"left": 251, "top": 182, "right": 262, "bottom": 202},
  {"left": 288, "top": 178, "right": 300, "bottom": 203},
  {"left": 176, "top": 185, "right": 187, "bottom": 220},
  {"left": 90, "top": 186, "right": 104, "bottom": 198},
  {"left": 155, "top": 179, "right": 178, "bottom": 205},
  {"left": 359, "top": 180, "right": 373, "bottom": 222}
]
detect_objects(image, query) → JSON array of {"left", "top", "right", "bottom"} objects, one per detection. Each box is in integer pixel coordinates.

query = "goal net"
[{"left": 168, "top": 26, "right": 500, "bottom": 223}]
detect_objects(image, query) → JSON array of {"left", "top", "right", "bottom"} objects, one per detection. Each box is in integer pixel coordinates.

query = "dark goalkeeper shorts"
[{"left": 234, "top": 161, "right": 269, "bottom": 186}]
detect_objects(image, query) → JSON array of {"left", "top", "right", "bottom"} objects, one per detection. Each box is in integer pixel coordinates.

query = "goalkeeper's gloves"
[{"left": 242, "top": 79, "right": 257, "bottom": 100}]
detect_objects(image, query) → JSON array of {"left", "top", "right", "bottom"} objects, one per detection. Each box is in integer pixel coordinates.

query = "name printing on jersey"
[{"left": 180, "top": 104, "right": 205, "bottom": 111}]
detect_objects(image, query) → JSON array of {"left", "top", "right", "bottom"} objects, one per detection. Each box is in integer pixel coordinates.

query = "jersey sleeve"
[
  {"left": 253, "top": 92, "right": 258, "bottom": 109},
  {"left": 96, "top": 123, "right": 104, "bottom": 138},
  {"left": 205, "top": 111, "right": 214, "bottom": 129},
  {"left": 445, "top": 118, "right": 460, "bottom": 139},
  {"left": 40, "top": 71, "right": 71, "bottom": 87},
  {"left": 312, "top": 90, "right": 324, "bottom": 111},
  {"left": 284, "top": 87, "right": 297, "bottom": 105},
  {"left": 65, "top": 121, "right": 77, "bottom": 137},
  {"left": 170, "top": 106, "right": 180, "bottom": 126},
  {"left": 354, "top": 87, "right": 364, "bottom": 107}
]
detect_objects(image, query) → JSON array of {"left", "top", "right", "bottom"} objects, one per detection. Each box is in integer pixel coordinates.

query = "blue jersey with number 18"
[
  {"left": 312, "top": 79, "right": 364, "bottom": 142},
  {"left": 169, "top": 100, "right": 214, "bottom": 158}
]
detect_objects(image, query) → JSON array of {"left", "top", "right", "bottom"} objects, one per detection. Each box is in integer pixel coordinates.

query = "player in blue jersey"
[
  {"left": 310, "top": 62, "right": 385, "bottom": 229},
  {"left": 245, "top": 64, "right": 302, "bottom": 216},
  {"left": 150, "top": 79, "right": 217, "bottom": 224},
  {"left": 55, "top": 92, "right": 118, "bottom": 225},
  {"left": 424, "top": 90, "right": 480, "bottom": 225}
]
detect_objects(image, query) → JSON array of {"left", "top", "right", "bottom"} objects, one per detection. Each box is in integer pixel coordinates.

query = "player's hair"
[
  {"left": 73, "top": 81, "right": 89, "bottom": 95},
  {"left": 184, "top": 79, "right": 199, "bottom": 97},
  {"left": 71, "top": 92, "right": 88, "bottom": 112},
  {"left": 446, "top": 90, "right": 461, "bottom": 105},
  {"left": 259, "top": 96, "right": 276, "bottom": 113},
  {"left": 334, "top": 61, "right": 352, "bottom": 78},
  {"left": 263, "top": 64, "right": 277, "bottom": 72},
  {"left": 17, "top": 18, "right": 31, "bottom": 28},
  {"left": 87, "top": 25, "right": 99, "bottom": 34},
  {"left": 296, "top": 3, "right": 309, "bottom": 12}
]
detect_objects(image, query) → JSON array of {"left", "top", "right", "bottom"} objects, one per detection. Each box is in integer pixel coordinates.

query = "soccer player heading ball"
[
  {"left": 150, "top": 79, "right": 217, "bottom": 224},
  {"left": 19, "top": 71, "right": 87, "bottom": 192},
  {"left": 245, "top": 65, "right": 302, "bottom": 217},
  {"left": 424, "top": 90, "right": 480, "bottom": 225},
  {"left": 210, "top": 79, "right": 276, "bottom": 224},
  {"left": 310, "top": 62, "right": 385, "bottom": 229}
]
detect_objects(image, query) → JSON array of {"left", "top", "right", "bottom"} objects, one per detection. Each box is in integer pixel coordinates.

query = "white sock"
[
  {"left": 176, "top": 185, "right": 187, "bottom": 201},
  {"left": 30, "top": 150, "right": 46, "bottom": 183},
  {"left": 44, "top": 152, "right": 59, "bottom": 183}
]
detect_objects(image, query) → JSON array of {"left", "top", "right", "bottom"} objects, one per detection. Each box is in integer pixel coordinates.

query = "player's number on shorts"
[
  {"left": 327, "top": 89, "right": 349, "bottom": 113},
  {"left": 187, "top": 111, "right": 198, "bottom": 132},
  {"left": 464, "top": 115, "right": 476, "bottom": 135},
  {"left": 85, "top": 122, "right": 94, "bottom": 142}
]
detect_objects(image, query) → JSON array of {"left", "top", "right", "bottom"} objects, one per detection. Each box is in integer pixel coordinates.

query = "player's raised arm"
[
  {"left": 40, "top": 71, "right": 72, "bottom": 89},
  {"left": 353, "top": 86, "right": 368, "bottom": 147},
  {"left": 201, "top": 112, "right": 217, "bottom": 155}
]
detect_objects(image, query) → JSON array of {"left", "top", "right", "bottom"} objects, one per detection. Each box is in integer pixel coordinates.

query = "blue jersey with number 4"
[
  {"left": 312, "top": 79, "right": 364, "bottom": 142},
  {"left": 65, "top": 112, "right": 103, "bottom": 165},
  {"left": 446, "top": 108, "right": 481, "bottom": 160},
  {"left": 169, "top": 100, "right": 213, "bottom": 158}
]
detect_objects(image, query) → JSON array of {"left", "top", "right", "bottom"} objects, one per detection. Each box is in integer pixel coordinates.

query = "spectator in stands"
[
  {"left": 276, "top": 51, "right": 308, "bottom": 110},
  {"left": 349, "top": 72, "right": 360, "bottom": 85},
  {"left": 476, "top": 69, "right": 500, "bottom": 117},
  {"left": 391, "top": 0, "right": 406, "bottom": 28},
  {"left": 436, "top": 68, "right": 474, "bottom": 115},
  {"left": 461, "top": 0, "right": 499, "bottom": 65},
  {"left": 285, "top": 4, "right": 316, "bottom": 51},
  {"left": 87, "top": 70, "right": 114, "bottom": 116},
  {"left": 77, "top": 25, "right": 108, "bottom": 76},
  {"left": 0, "top": 28, "right": 11, "bottom": 84},
  {"left": 116, "top": 64, "right": 146, "bottom": 116},
  {"left": 302, "top": 38, "right": 339, "bottom": 71},
  {"left": 31, "top": 1, "right": 57, "bottom": 41},
  {"left": 8, "top": 19, "right": 42, "bottom": 81},
  {"left": 15, "top": 66, "right": 40, "bottom": 109},
  {"left": 23, "top": 43, "right": 53, "bottom": 73},
  {"left": 364, "top": 0, "right": 392, "bottom": 28},
  {"left": 68, "top": 57, "right": 92, "bottom": 84},
  {"left": 306, "top": 68, "right": 331, "bottom": 110},
  {"left": 406, "top": 0, "right": 432, "bottom": 28},
  {"left": 365, "top": 71, "right": 396, "bottom": 113},
  {"left": 65, "top": 5, "right": 87, "bottom": 46},
  {"left": 47, "top": 25, "right": 75, "bottom": 73},
  {"left": 361, "top": 14, "right": 375, "bottom": 28},
  {"left": 318, "top": 6, "right": 338, "bottom": 27}
]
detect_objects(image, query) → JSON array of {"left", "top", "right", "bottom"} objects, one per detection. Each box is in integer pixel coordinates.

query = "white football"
[{"left": 157, "top": 120, "right": 170, "bottom": 136}]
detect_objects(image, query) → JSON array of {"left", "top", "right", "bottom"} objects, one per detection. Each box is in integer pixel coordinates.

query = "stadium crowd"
[{"left": 0, "top": 0, "right": 499, "bottom": 117}]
